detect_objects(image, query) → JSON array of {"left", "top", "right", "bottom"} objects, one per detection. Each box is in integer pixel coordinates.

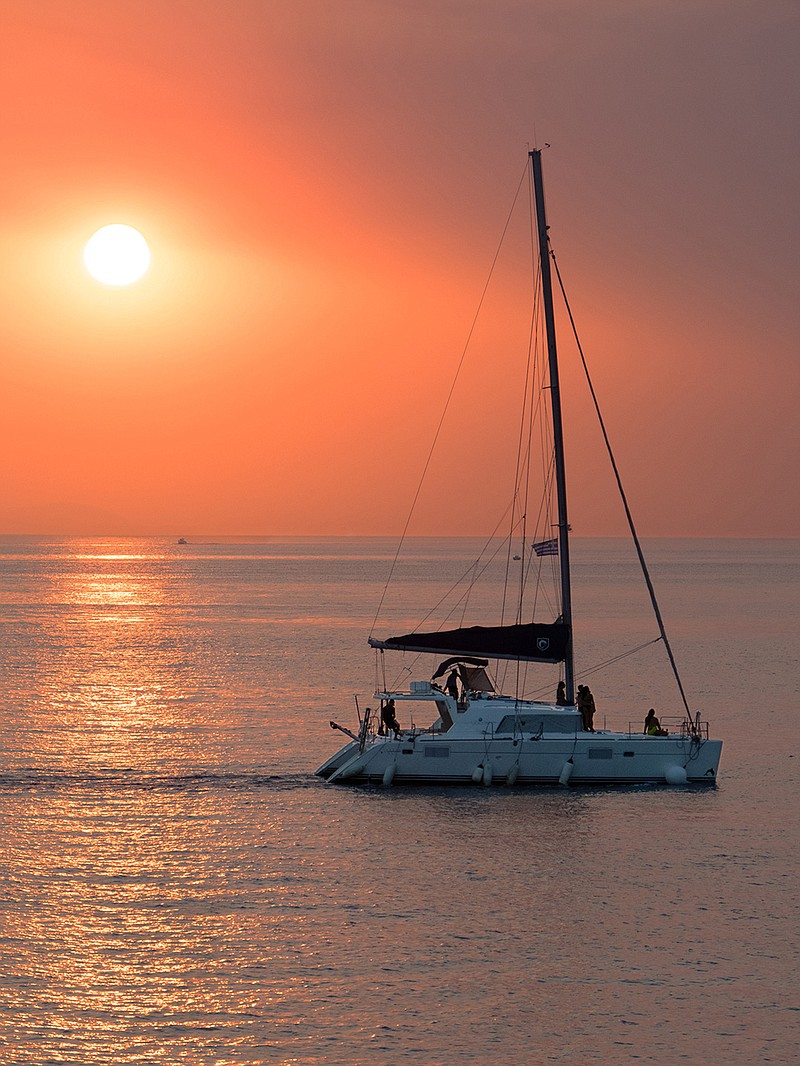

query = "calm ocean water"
[{"left": 0, "top": 535, "right": 796, "bottom": 1065}]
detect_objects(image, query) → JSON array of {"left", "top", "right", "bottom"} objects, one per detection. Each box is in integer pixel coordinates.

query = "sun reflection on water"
[
  {"left": 12, "top": 545, "right": 230, "bottom": 776},
  {"left": 0, "top": 539, "right": 313, "bottom": 1061}
]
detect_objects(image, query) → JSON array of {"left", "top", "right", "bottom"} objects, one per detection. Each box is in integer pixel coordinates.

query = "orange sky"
[{"left": 0, "top": 1, "right": 797, "bottom": 537}]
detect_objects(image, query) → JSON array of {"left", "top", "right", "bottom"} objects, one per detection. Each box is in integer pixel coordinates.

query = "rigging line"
[
  {"left": 550, "top": 248, "right": 693, "bottom": 721},
  {"left": 522, "top": 451, "right": 557, "bottom": 617},
  {"left": 538, "top": 331, "right": 561, "bottom": 610},
  {"left": 518, "top": 162, "right": 547, "bottom": 624},
  {"left": 439, "top": 528, "right": 522, "bottom": 630},
  {"left": 503, "top": 186, "right": 544, "bottom": 629},
  {"left": 501, "top": 455, "right": 557, "bottom": 694},
  {"left": 412, "top": 503, "right": 515, "bottom": 632},
  {"left": 515, "top": 177, "right": 542, "bottom": 627},
  {"left": 502, "top": 306, "right": 536, "bottom": 625},
  {"left": 524, "top": 636, "right": 663, "bottom": 702},
  {"left": 510, "top": 400, "right": 558, "bottom": 625},
  {"left": 459, "top": 558, "right": 480, "bottom": 626},
  {"left": 576, "top": 637, "right": 663, "bottom": 681},
  {"left": 523, "top": 290, "right": 561, "bottom": 621},
  {"left": 370, "top": 161, "right": 531, "bottom": 638},
  {"left": 515, "top": 331, "right": 536, "bottom": 627}
]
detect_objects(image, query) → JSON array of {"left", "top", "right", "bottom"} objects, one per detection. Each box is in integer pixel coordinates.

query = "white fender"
[
  {"left": 665, "top": 764, "right": 688, "bottom": 786},
  {"left": 482, "top": 762, "right": 494, "bottom": 786},
  {"left": 382, "top": 762, "right": 397, "bottom": 787},
  {"left": 505, "top": 763, "right": 519, "bottom": 787},
  {"left": 558, "top": 758, "right": 574, "bottom": 787},
  {"left": 472, "top": 764, "right": 484, "bottom": 783}
]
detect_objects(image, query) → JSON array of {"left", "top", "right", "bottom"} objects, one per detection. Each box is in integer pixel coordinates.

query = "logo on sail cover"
[{"left": 537, "top": 638, "right": 551, "bottom": 651}]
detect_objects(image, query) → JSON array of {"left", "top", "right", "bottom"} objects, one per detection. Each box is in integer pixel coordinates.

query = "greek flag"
[{"left": 533, "top": 537, "right": 559, "bottom": 557}]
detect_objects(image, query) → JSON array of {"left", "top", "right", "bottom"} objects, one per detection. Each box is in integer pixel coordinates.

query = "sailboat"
[{"left": 316, "top": 150, "right": 722, "bottom": 787}]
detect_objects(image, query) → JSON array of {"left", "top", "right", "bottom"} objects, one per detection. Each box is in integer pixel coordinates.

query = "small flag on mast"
[{"left": 533, "top": 537, "right": 559, "bottom": 557}]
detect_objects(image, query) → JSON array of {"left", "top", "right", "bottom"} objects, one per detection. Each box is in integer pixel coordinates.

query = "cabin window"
[
  {"left": 495, "top": 714, "right": 576, "bottom": 735},
  {"left": 435, "top": 699, "right": 454, "bottom": 732},
  {"left": 424, "top": 746, "right": 450, "bottom": 758},
  {"left": 588, "top": 747, "right": 613, "bottom": 759},
  {"left": 496, "top": 715, "right": 542, "bottom": 734}
]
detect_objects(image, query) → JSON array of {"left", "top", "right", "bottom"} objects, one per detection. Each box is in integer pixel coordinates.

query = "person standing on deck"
[
  {"left": 446, "top": 668, "right": 460, "bottom": 705},
  {"left": 584, "top": 686, "right": 597, "bottom": 732},
  {"left": 576, "top": 686, "right": 591, "bottom": 731}
]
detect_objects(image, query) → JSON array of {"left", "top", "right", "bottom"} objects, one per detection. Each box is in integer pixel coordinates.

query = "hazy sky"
[{"left": 1, "top": 0, "right": 797, "bottom": 536}]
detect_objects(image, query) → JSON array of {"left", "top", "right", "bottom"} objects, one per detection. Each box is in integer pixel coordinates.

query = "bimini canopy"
[
  {"left": 430, "top": 657, "right": 495, "bottom": 693},
  {"left": 368, "top": 621, "right": 570, "bottom": 664},
  {"left": 431, "top": 656, "right": 488, "bottom": 679}
]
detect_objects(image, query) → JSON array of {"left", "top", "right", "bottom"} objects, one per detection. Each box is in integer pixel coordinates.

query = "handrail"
[{"left": 622, "top": 716, "right": 709, "bottom": 740}]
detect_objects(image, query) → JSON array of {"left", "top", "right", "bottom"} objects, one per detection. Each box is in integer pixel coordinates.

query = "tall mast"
[{"left": 530, "top": 149, "right": 575, "bottom": 702}]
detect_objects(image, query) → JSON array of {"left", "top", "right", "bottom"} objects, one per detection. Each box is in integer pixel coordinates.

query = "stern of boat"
[{"left": 315, "top": 739, "right": 360, "bottom": 779}]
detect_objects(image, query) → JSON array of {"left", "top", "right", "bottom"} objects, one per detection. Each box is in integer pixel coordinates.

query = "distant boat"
[
  {"left": 177, "top": 538, "right": 188, "bottom": 545},
  {"left": 317, "top": 150, "right": 722, "bottom": 788}
]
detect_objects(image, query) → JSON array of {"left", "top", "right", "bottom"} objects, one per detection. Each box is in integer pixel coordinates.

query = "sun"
[{"left": 83, "top": 224, "right": 151, "bottom": 286}]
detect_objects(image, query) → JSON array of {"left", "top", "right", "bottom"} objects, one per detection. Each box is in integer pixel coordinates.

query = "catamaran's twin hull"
[{"left": 316, "top": 733, "right": 722, "bottom": 787}]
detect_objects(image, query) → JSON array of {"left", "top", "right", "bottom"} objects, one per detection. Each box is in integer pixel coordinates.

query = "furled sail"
[{"left": 369, "top": 621, "right": 570, "bottom": 663}]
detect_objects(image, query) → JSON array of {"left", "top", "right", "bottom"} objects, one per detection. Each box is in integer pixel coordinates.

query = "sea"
[{"left": 0, "top": 535, "right": 796, "bottom": 1065}]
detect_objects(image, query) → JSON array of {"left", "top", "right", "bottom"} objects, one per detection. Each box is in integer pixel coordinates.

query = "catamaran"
[{"left": 316, "top": 149, "right": 722, "bottom": 787}]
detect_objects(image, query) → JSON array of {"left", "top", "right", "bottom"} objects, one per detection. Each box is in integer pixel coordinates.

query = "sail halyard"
[{"left": 530, "top": 149, "right": 575, "bottom": 703}]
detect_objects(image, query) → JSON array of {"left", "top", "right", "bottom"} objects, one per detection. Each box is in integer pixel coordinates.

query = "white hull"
[{"left": 317, "top": 695, "right": 721, "bottom": 787}]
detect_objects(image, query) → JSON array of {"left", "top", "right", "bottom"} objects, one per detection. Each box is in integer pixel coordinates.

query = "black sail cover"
[{"left": 369, "top": 621, "right": 570, "bottom": 664}]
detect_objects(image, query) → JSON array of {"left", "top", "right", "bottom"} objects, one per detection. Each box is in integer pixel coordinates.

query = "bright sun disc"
[{"left": 83, "top": 224, "right": 151, "bottom": 286}]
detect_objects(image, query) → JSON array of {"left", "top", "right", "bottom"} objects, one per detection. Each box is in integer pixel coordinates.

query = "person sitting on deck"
[
  {"left": 379, "top": 699, "right": 401, "bottom": 739},
  {"left": 644, "top": 708, "right": 668, "bottom": 736}
]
